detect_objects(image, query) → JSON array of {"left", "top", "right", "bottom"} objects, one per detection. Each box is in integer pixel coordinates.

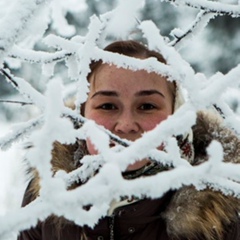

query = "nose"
[{"left": 114, "top": 111, "right": 140, "bottom": 134}]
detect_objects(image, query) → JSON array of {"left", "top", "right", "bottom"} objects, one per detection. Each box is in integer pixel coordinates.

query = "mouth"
[
  {"left": 109, "top": 141, "right": 126, "bottom": 152},
  {"left": 109, "top": 134, "right": 140, "bottom": 150},
  {"left": 109, "top": 141, "right": 116, "bottom": 148}
]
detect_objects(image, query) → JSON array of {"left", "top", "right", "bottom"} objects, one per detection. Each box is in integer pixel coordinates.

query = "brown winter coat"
[{"left": 18, "top": 111, "right": 240, "bottom": 240}]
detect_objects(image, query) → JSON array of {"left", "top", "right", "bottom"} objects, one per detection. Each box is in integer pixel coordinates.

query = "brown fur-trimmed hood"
[
  {"left": 163, "top": 111, "right": 240, "bottom": 240},
  {"left": 28, "top": 110, "right": 240, "bottom": 240}
]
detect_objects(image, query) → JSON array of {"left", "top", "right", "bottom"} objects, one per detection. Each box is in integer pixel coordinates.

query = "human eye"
[
  {"left": 98, "top": 103, "right": 117, "bottom": 110},
  {"left": 139, "top": 103, "right": 156, "bottom": 111}
]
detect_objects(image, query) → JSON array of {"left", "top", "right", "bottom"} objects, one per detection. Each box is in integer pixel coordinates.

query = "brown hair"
[
  {"left": 87, "top": 40, "right": 175, "bottom": 109},
  {"left": 104, "top": 40, "right": 166, "bottom": 62},
  {"left": 89, "top": 40, "right": 167, "bottom": 79},
  {"left": 74, "top": 40, "right": 176, "bottom": 114}
]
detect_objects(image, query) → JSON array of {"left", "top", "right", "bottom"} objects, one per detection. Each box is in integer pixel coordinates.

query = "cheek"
[
  {"left": 84, "top": 103, "right": 115, "bottom": 130},
  {"left": 86, "top": 138, "right": 98, "bottom": 155},
  {"left": 140, "top": 114, "right": 168, "bottom": 151},
  {"left": 86, "top": 112, "right": 115, "bottom": 130},
  {"left": 84, "top": 111, "right": 115, "bottom": 155},
  {"left": 140, "top": 114, "right": 169, "bottom": 132}
]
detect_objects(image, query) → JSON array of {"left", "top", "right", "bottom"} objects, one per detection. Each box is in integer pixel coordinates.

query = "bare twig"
[
  {"left": 0, "top": 67, "right": 45, "bottom": 110},
  {"left": 169, "top": 11, "right": 217, "bottom": 48},
  {"left": 0, "top": 100, "right": 33, "bottom": 105},
  {"left": 213, "top": 104, "right": 225, "bottom": 119},
  {"left": 62, "top": 109, "right": 130, "bottom": 147},
  {"left": 0, "top": 68, "right": 18, "bottom": 88},
  {"left": 8, "top": 49, "right": 72, "bottom": 64},
  {"left": 0, "top": 115, "right": 44, "bottom": 150},
  {"left": 0, "top": 0, "right": 48, "bottom": 64},
  {"left": 0, "top": 107, "right": 130, "bottom": 151},
  {"left": 0, "top": 67, "right": 131, "bottom": 149},
  {"left": 165, "top": 0, "right": 240, "bottom": 17}
]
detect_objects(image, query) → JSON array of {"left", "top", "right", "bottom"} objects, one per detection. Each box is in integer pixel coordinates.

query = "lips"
[
  {"left": 112, "top": 133, "right": 142, "bottom": 142},
  {"left": 108, "top": 134, "right": 140, "bottom": 150},
  {"left": 109, "top": 141, "right": 116, "bottom": 147}
]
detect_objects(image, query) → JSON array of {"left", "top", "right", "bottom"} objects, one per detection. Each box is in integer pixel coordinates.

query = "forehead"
[{"left": 90, "top": 64, "right": 168, "bottom": 91}]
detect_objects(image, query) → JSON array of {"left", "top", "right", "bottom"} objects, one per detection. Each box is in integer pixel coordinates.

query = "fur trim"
[
  {"left": 193, "top": 111, "right": 240, "bottom": 164},
  {"left": 163, "top": 111, "right": 240, "bottom": 239},
  {"left": 163, "top": 187, "right": 240, "bottom": 240},
  {"left": 173, "top": 83, "right": 185, "bottom": 113},
  {"left": 28, "top": 142, "right": 80, "bottom": 202},
  {"left": 27, "top": 111, "right": 240, "bottom": 239}
]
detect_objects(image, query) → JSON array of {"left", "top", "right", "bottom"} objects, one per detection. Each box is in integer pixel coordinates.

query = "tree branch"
[
  {"left": 0, "top": 115, "right": 44, "bottom": 150},
  {"left": 169, "top": 10, "right": 217, "bottom": 49},
  {"left": 0, "top": 67, "right": 45, "bottom": 110},
  {"left": 0, "top": 0, "right": 48, "bottom": 64},
  {"left": 8, "top": 47, "right": 72, "bottom": 64},
  {"left": 0, "top": 68, "right": 18, "bottom": 88},
  {"left": 165, "top": 0, "right": 240, "bottom": 17},
  {"left": 0, "top": 100, "right": 33, "bottom": 105}
]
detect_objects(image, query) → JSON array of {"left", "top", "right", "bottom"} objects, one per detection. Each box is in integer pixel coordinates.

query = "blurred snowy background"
[
  {"left": 0, "top": 124, "right": 25, "bottom": 215},
  {"left": 1, "top": 0, "right": 240, "bottom": 237}
]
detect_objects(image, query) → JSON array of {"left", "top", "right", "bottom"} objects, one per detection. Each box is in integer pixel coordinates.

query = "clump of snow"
[
  {"left": 105, "top": 0, "right": 144, "bottom": 39},
  {"left": 50, "top": 0, "right": 87, "bottom": 37},
  {"left": 0, "top": 122, "right": 26, "bottom": 221}
]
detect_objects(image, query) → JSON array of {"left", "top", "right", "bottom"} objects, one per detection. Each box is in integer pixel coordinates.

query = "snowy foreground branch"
[
  {"left": 169, "top": 10, "right": 217, "bottom": 49},
  {"left": 1, "top": 121, "right": 240, "bottom": 238},
  {"left": 0, "top": 0, "right": 48, "bottom": 65},
  {"left": 1, "top": 0, "right": 240, "bottom": 238},
  {"left": 166, "top": 0, "right": 240, "bottom": 16}
]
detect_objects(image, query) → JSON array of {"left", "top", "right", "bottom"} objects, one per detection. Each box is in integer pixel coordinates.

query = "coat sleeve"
[
  {"left": 17, "top": 225, "right": 41, "bottom": 240},
  {"left": 224, "top": 217, "right": 240, "bottom": 240},
  {"left": 17, "top": 180, "right": 42, "bottom": 240}
]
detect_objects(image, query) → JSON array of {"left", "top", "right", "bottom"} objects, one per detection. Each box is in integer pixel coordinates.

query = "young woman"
[{"left": 18, "top": 40, "right": 240, "bottom": 240}]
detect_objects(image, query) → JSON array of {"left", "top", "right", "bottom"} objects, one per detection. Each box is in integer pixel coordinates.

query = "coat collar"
[
  {"left": 163, "top": 111, "right": 240, "bottom": 239},
  {"left": 29, "top": 110, "right": 240, "bottom": 240}
]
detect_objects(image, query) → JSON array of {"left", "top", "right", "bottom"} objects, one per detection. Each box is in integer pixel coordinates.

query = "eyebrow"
[
  {"left": 91, "top": 91, "right": 118, "bottom": 99},
  {"left": 91, "top": 89, "right": 165, "bottom": 99},
  {"left": 135, "top": 90, "right": 165, "bottom": 98}
]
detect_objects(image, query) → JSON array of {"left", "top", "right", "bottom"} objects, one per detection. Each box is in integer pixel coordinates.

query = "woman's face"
[{"left": 84, "top": 64, "right": 173, "bottom": 171}]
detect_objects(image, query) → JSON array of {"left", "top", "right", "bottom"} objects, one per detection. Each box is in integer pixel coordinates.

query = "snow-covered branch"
[
  {"left": 8, "top": 46, "right": 72, "bottom": 64},
  {"left": 0, "top": 116, "right": 44, "bottom": 150},
  {"left": 166, "top": 0, "right": 240, "bottom": 16},
  {"left": 0, "top": 0, "right": 48, "bottom": 65},
  {"left": 0, "top": 68, "right": 46, "bottom": 110},
  {"left": 170, "top": 10, "right": 217, "bottom": 49},
  {"left": 1, "top": 144, "right": 240, "bottom": 236}
]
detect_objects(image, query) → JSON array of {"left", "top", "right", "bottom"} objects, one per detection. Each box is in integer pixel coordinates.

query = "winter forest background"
[{"left": 1, "top": 0, "right": 240, "bottom": 239}]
